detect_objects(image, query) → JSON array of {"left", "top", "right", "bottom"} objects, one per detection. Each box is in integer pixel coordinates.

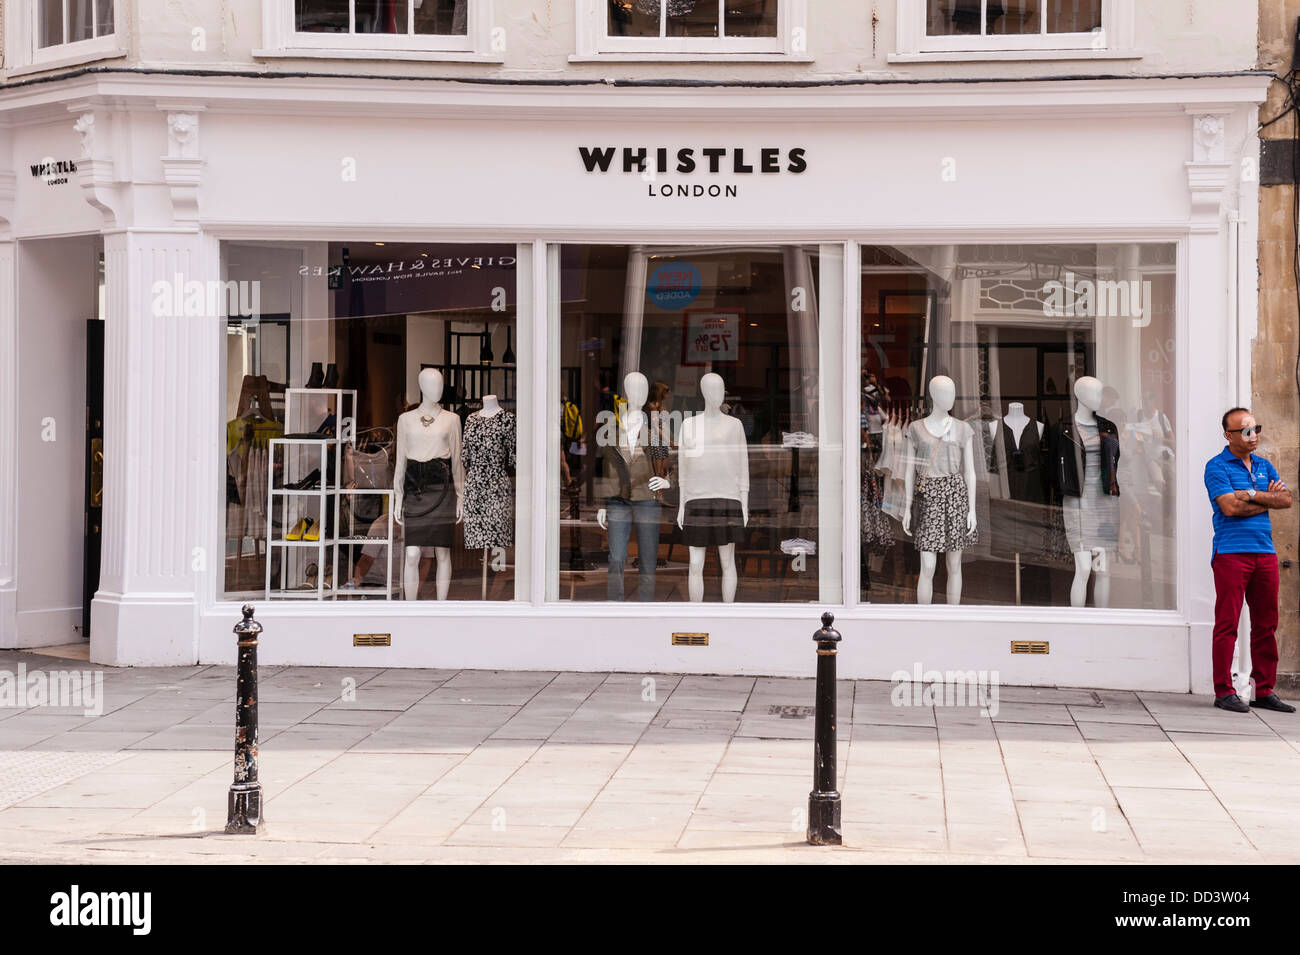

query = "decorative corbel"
[
  {"left": 161, "top": 108, "right": 204, "bottom": 224},
  {"left": 69, "top": 108, "right": 121, "bottom": 229},
  {"left": 1184, "top": 109, "right": 1234, "bottom": 235}
]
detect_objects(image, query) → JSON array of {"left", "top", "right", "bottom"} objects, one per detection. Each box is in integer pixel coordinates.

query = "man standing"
[{"left": 1204, "top": 408, "right": 1295, "bottom": 712}]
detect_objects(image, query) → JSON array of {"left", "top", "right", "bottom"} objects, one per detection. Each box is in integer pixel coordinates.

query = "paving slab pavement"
[{"left": 1, "top": 650, "right": 1298, "bottom": 864}]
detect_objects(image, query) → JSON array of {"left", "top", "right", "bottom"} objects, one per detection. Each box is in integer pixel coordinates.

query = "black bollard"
[
  {"left": 807, "top": 611, "right": 842, "bottom": 845},
  {"left": 226, "top": 604, "right": 263, "bottom": 834}
]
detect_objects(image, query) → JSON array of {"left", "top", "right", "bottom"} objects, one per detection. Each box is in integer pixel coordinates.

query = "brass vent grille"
[
  {"left": 353, "top": 633, "right": 392, "bottom": 647},
  {"left": 1010, "top": 640, "right": 1050, "bottom": 655},
  {"left": 672, "top": 632, "right": 709, "bottom": 647}
]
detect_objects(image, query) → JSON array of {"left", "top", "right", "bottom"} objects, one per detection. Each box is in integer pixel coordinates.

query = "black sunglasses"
[{"left": 1226, "top": 425, "right": 1263, "bottom": 438}]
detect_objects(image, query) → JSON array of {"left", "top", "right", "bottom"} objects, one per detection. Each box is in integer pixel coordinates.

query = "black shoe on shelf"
[
  {"left": 304, "top": 362, "right": 325, "bottom": 389},
  {"left": 1214, "top": 693, "right": 1250, "bottom": 713},
  {"left": 322, "top": 363, "right": 339, "bottom": 388},
  {"left": 1250, "top": 693, "right": 1297, "bottom": 713},
  {"left": 285, "top": 468, "right": 321, "bottom": 490}
]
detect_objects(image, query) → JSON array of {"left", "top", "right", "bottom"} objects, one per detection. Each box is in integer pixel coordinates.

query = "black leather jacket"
[{"left": 1050, "top": 414, "right": 1120, "bottom": 498}]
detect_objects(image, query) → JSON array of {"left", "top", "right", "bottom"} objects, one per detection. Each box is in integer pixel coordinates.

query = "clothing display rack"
[{"left": 264, "top": 387, "right": 395, "bottom": 599}]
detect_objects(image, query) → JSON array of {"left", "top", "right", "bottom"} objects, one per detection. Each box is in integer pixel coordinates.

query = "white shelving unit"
[{"left": 264, "top": 388, "right": 395, "bottom": 600}]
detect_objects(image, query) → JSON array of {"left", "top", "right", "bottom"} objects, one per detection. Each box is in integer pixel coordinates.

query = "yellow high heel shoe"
[
  {"left": 286, "top": 517, "right": 308, "bottom": 541},
  {"left": 302, "top": 518, "right": 320, "bottom": 542}
]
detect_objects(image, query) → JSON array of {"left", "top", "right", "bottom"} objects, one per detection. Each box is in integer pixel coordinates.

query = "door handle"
[{"left": 90, "top": 438, "right": 103, "bottom": 508}]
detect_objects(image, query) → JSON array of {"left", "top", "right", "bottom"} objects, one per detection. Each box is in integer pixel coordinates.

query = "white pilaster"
[
  {"left": 0, "top": 239, "right": 15, "bottom": 648},
  {"left": 91, "top": 229, "right": 222, "bottom": 666},
  {"left": 1183, "top": 108, "right": 1235, "bottom": 694},
  {"left": 0, "top": 150, "right": 15, "bottom": 647}
]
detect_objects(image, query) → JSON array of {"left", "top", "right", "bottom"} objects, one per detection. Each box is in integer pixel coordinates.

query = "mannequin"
[
  {"left": 462, "top": 394, "right": 515, "bottom": 600},
  {"left": 677, "top": 373, "right": 749, "bottom": 603},
  {"left": 393, "top": 368, "right": 464, "bottom": 600},
  {"left": 989, "top": 402, "right": 1044, "bottom": 446},
  {"left": 988, "top": 402, "right": 1047, "bottom": 603},
  {"left": 902, "top": 375, "right": 977, "bottom": 604},
  {"left": 1054, "top": 376, "right": 1121, "bottom": 608},
  {"left": 597, "top": 372, "right": 671, "bottom": 601}
]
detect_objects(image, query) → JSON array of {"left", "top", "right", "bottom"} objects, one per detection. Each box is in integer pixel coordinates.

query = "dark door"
[{"left": 83, "top": 319, "right": 104, "bottom": 640}]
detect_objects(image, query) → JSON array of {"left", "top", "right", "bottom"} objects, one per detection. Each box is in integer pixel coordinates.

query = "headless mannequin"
[
  {"left": 988, "top": 402, "right": 1045, "bottom": 444},
  {"left": 478, "top": 394, "right": 502, "bottom": 599},
  {"left": 597, "top": 373, "right": 671, "bottom": 594},
  {"left": 393, "top": 368, "right": 463, "bottom": 600},
  {"left": 677, "top": 373, "right": 749, "bottom": 603},
  {"left": 989, "top": 402, "right": 1045, "bottom": 604},
  {"left": 902, "top": 375, "right": 976, "bottom": 605},
  {"left": 1068, "top": 376, "right": 1110, "bottom": 609}
]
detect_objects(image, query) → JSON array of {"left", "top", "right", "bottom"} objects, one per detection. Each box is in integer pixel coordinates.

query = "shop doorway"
[
  {"left": 82, "top": 318, "right": 103, "bottom": 639},
  {"left": 15, "top": 235, "right": 99, "bottom": 647}
]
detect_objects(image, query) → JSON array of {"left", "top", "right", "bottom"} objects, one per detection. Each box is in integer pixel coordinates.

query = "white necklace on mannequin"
[{"left": 420, "top": 408, "right": 441, "bottom": 427}]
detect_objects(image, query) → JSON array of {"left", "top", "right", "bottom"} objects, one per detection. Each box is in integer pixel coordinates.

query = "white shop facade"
[{"left": 0, "top": 71, "right": 1268, "bottom": 692}]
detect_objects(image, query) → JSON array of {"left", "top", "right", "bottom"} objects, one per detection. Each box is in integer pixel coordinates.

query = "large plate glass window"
[
  {"left": 857, "top": 242, "right": 1176, "bottom": 610},
  {"left": 548, "top": 243, "right": 843, "bottom": 605},
  {"left": 222, "top": 241, "right": 524, "bottom": 603}
]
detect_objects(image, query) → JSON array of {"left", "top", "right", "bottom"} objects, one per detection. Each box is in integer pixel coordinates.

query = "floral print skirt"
[{"left": 914, "top": 474, "right": 979, "bottom": 554}]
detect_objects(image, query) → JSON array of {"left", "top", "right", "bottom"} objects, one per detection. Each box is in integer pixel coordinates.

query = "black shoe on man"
[
  {"left": 1250, "top": 693, "right": 1297, "bottom": 713},
  {"left": 1214, "top": 693, "right": 1250, "bottom": 713}
]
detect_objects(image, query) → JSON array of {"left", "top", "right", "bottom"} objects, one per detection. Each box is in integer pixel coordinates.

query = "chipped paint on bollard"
[
  {"left": 807, "top": 611, "right": 842, "bottom": 846},
  {"left": 226, "top": 604, "right": 263, "bottom": 834}
]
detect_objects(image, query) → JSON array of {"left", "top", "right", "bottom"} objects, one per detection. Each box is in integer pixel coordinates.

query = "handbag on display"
[{"left": 344, "top": 444, "right": 392, "bottom": 523}]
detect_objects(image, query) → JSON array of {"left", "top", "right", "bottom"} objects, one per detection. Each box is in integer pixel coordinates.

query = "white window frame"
[
  {"left": 573, "top": 0, "right": 810, "bottom": 62},
  {"left": 5, "top": 0, "right": 125, "bottom": 76},
  {"left": 893, "top": 0, "right": 1137, "bottom": 62},
  {"left": 257, "top": 0, "right": 503, "bottom": 62}
]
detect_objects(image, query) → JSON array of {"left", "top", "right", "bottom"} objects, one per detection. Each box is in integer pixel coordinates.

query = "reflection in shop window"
[
  {"left": 553, "top": 244, "right": 831, "bottom": 604},
  {"left": 222, "top": 242, "right": 519, "bottom": 603},
  {"left": 858, "top": 243, "right": 1176, "bottom": 610}
]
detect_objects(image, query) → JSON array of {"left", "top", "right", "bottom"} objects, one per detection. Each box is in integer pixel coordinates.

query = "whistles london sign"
[{"left": 579, "top": 145, "right": 808, "bottom": 199}]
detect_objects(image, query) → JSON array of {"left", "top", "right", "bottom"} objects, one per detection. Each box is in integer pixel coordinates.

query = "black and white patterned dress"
[{"left": 462, "top": 410, "right": 516, "bottom": 548}]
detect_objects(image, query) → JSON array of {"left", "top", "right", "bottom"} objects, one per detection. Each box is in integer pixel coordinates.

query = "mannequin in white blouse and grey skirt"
[{"left": 902, "top": 375, "right": 978, "bottom": 604}]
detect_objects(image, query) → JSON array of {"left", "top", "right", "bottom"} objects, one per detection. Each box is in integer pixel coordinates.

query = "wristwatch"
[{"left": 1248, "top": 488, "right": 1257, "bottom": 500}]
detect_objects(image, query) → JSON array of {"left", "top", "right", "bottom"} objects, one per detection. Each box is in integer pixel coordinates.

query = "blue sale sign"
[{"left": 648, "top": 262, "right": 701, "bottom": 310}]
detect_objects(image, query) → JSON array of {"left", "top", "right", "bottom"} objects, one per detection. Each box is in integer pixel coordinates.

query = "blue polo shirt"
[{"left": 1204, "top": 446, "right": 1280, "bottom": 557}]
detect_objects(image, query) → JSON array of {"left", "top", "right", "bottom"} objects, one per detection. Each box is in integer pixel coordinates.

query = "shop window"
[
  {"left": 223, "top": 242, "right": 524, "bottom": 603},
  {"left": 858, "top": 242, "right": 1176, "bottom": 611},
  {"left": 547, "top": 244, "right": 842, "bottom": 605},
  {"left": 7, "top": 0, "right": 121, "bottom": 73},
  {"left": 258, "top": 0, "right": 501, "bottom": 60},
  {"left": 575, "top": 0, "right": 808, "bottom": 59},
  {"left": 894, "top": 0, "right": 1137, "bottom": 60}
]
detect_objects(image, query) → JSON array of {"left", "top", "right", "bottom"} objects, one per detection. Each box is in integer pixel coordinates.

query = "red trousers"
[{"left": 1211, "top": 553, "right": 1279, "bottom": 698}]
